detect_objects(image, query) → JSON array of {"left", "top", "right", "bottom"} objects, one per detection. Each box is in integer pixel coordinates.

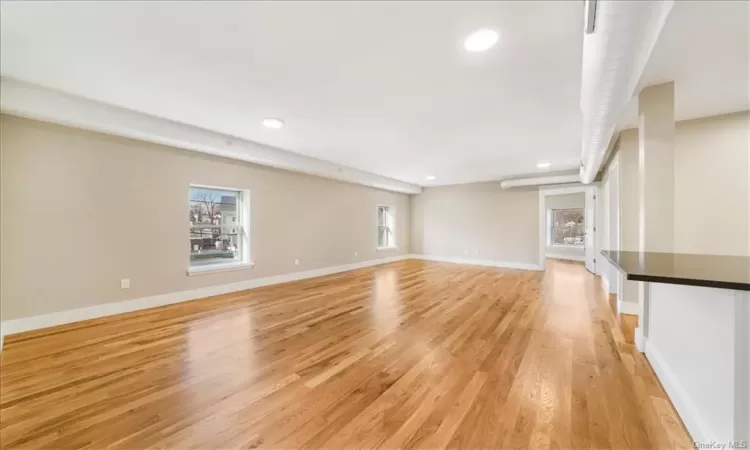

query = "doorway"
[{"left": 538, "top": 185, "right": 597, "bottom": 272}]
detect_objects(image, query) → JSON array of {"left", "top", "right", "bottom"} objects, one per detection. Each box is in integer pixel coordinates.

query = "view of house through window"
[
  {"left": 189, "top": 186, "right": 244, "bottom": 267},
  {"left": 377, "top": 205, "right": 395, "bottom": 248},
  {"left": 550, "top": 208, "right": 585, "bottom": 246}
]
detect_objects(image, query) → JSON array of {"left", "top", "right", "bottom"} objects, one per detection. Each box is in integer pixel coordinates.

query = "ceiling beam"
[{"left": 0, "top": 78, "right": 422, "bottom": 195}]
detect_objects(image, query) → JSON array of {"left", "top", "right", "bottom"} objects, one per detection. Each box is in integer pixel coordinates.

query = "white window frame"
[
  {"left": 547, "top": 207, "right": 584, "bottom": 248},
  {"left": 187, "top": 184, "right": 252, "bottom": 275},
  {"left": 376, "top": 204, "right": 397, "bottom": 250}
]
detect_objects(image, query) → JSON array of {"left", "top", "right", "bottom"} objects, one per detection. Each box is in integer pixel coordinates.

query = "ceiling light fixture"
[
  {"left": 426, "top": 175, "right": 436, "bottom": 181},
  {"left": 464, "top": 28, "right": 499, "bottom": 52},
  {"left": 262, "top": 118, "right": 284, "bottom": 129},
  {"left": 536, "top": 162, "right": 552, "bottom": 168}
]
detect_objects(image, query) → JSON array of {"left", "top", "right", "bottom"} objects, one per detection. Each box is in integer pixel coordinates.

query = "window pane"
[
  {"left": 189, "top": 187, "right": 241, "bottom": 266},
  {"left": 377, "top": 206, "right": 394, "bottom": 247},
  {"left": 551, "top": 209, "right": 584, "bottom": 246}
]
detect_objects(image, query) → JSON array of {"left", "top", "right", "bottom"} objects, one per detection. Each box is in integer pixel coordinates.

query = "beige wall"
[
  {"left": 597, "top": 150, "right": 622, "bottom": 295},
  {"left": 615, "top": 129, "right": 641, "bottom": 305},
  {"left": 608, "top": 112, "right": 750, "bottom": 305},
  {"left": 674, "top": 111, "right": 749, "bottom": 256},
  {"left": 617, "top": 129, "right": 639, "bottom": 253},
  {"left": 639, "top": 82, "right": 676, "bottom": 254},
  {"left": 617, "top": 111, "right": 750, "bottom": 257},
  {"left": 545, "top": 193, "right": 584, "bottom": 210},
  {"left": 410, "top": 183, "right": 539, "bottom": 265},
  {"left": 0, "top": 115, "right": 411, "bottom": 320}
]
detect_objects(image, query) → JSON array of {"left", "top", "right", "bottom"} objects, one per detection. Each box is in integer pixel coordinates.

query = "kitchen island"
[{"left": 602, "top": 250, "right": 749, "bottom": 445}]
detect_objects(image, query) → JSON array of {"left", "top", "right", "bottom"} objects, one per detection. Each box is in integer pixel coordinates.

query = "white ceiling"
[
  {"left": 0, "top": 1, "right": 584, "bottom": 186},
  {"left": 619, "top": 0, "right": 750, "bottom": 129}
]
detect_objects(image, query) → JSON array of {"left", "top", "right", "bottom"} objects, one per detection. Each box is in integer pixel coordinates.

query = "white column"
[
  {"left": 736, "top": 291, "right": 750, "bottom": 442},
  {"left": 636, "top": 82, "right": 676, "bottom": 351}
]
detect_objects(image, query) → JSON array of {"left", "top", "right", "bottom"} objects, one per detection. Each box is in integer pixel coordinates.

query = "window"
[
  {"left": 549, "top": 208, "right": 584, "bottom": 246},
  {"left": 189, "top": 185, "right": 249, "bottom": 272},
  {"left": 377, "top": 205, "right": 396, "bottom": 249}
]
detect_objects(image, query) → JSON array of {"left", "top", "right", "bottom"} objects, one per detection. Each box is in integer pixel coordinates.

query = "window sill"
[
  {"left": 187, "top": 261, "right": 253, "bottom": 276},
  {"left": 377, "top": 246, "right": 399, "bottom": 251},
  {"left": 547, "top": 244, "right": 584, "bottom": 249}
]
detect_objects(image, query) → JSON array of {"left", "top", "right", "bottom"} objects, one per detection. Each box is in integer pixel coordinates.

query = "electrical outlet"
[
  {"left": 475, "top": 251, "right": 480, "bottom": 256},
  {"left": 120, "top": 278, "right": 130, "bottom": 289},
  {"left": 354, "top": 251, "right": 358, "bottom": 257},
  {"left": 464, "top": 249, "right": 468, "bottom": 255},
  {"left": 294, "top": 259, "right": 300, "bottom": 266}
]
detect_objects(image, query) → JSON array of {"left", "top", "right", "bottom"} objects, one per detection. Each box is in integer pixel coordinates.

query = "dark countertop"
[{"left": 600, "top": 250, "right": 750, "bottom": 291}]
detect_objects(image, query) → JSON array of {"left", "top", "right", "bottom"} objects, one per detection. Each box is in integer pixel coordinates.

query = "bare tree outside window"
[
  {"left": 551, "top": 209, "right": 584, "bottom": 246},
  {"left": 189, "top": 187, "right": 242, "bottom": 267}
]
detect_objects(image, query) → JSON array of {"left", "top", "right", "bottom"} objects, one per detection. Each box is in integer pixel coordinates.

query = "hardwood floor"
[
  {"left": 605, "top": 292, "right": 639, "bottom": 345},
  {"left": 0, "top": 259, "right": 692, "bottom": 449}
]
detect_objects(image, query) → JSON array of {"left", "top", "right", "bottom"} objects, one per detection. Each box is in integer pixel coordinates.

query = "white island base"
[{"left": 636, "top": 282, "right": 749, "bottom": 445}]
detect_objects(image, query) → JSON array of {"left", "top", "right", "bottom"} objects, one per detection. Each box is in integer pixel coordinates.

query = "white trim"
[
  {"left": 618, "top": 300, "right": 640, "bottom": 316},
  {"left": 188, "top": 182, "right": 245, "bottom": 193},
  {"left": 538, "top": 184, "right": 593, "bottom": 196},
  {"left": 646, "top": 342, "right": 715, "bottom": 444},
  {"left": 635, "top": 328, "right": 647, "bottom": 352},
  {"left": 0, "top": 78, "right": 421, "bottom": 195},
  {"left": 376, "top": 204, "right": 396, "bottom": 250},
  {"left": 635, "top": 281, "right": 650, "bottom": 353},
  {"left": 545, "top": 252, "right": 585, "bottom": 262},
  {"left": 598, "top": 274, "right": 638, "bottom": 317},
  {"left": 189, "top": 184, "right": 252, "bottom": 272},
  {"left": 547, "top": 243, "right": 584, "bottom": 249},
  {"left": 0, "top": 255, "right": 414, "bottom": 345},
  {"left": 607, "top": 155, "right": 623, "bottom": 303},
  {"left": 413, "top": 254, "right": 542, "bottom": 271},
  {"left": 187, "top": 261, "right": 254, "bottom": 276},
  {"left": 500, "top": 173, "right": 580, "bottom": 188},
  {"left": 538, "top": 184, "right": 597, "bottom": 271},
  {"left": 601, "top": 274, "right": 610, "bottom": 293},
  {"left": 734, "top": 290, "right": 750, "bottom": 442}
]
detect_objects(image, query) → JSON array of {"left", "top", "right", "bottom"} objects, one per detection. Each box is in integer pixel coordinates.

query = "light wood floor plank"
[{"left": 0, "top": 259, "right": 692, "bottom": 449}]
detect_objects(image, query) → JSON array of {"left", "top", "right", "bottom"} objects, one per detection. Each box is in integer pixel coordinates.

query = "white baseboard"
[
  {"left": 601, "top": 275, "right": 610, "bottom": 293},
  {"left": 646, "top": 342, "right": 714, "bottom": 444},
  {"left": 413, "top": 254, "right": 542, "bottom": 271},
  {"left": 635, "top": 327, "right": 647, "bottom": 352},
  {"left": 618, "top": 300, "right": 640, "bottom": 316},
  {"left": 0, "top": 254, "right": 413, "bottom": 347},
  {"left": 545, "top": 252, "right": 585, "bottom": 262}
]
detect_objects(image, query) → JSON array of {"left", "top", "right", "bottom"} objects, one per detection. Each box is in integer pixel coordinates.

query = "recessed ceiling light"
[
  {"left": 464, "top": 28, "right": 499, "bottom": 52},
  {"left": 262, "top": 118, "right": 284, "bottom": 129},
  {"left": 536, "top": 162, "right": 552, "bottom": 168},
  {"left": 426, "top": 175, "right": 436, "bottom": 181}
]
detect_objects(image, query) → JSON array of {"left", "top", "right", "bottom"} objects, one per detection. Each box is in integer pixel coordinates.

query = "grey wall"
[
  {"left": 0, "top": 115, "right": 411, "bottom": 320},
  {"left": 410, "top": 182, "right": 539, "bottom": 265}
]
